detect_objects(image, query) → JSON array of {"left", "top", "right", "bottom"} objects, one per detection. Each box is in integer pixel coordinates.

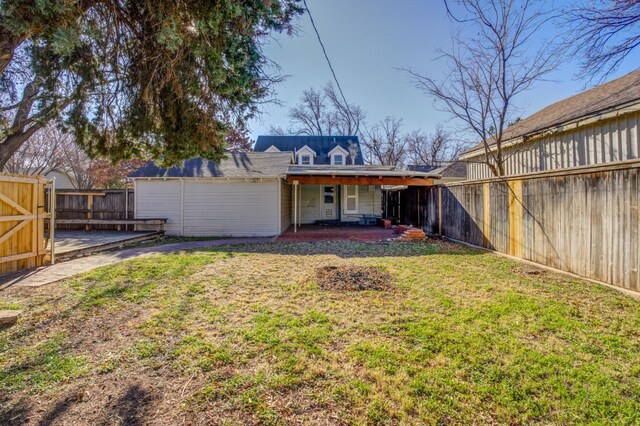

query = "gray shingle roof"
[
  {"left": 408, "top": 162, "right": 467, "bottom": 178},
  {"left": 129, "top": 152, "right": 293, "bottom": 178},
  {"left": 463, "top": 68, "right": 640, "bottom": 156},
  {"left": 254, "top": 135, "right": 364, "bottom": 165}
]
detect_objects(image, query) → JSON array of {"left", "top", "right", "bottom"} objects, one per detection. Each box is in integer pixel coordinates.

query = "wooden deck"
[{"left": 52, "top": 230, "right": 162, "bottom": 260}]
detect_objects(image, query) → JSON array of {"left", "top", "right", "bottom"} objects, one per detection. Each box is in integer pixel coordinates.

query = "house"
[
  {"left": 461, "top": 68, "right": 640, "bottom": 180},
  {"left": 129, "top": 136, "right": 439, "bottom": 237}
]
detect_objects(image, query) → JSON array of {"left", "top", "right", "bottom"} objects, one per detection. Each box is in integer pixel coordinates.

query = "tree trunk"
[
  {"left": 0, "top": 26, "right": 27, "bottom": 75},
  {"left": 0, "top": 127, "right": 40, "bottom": 170}
]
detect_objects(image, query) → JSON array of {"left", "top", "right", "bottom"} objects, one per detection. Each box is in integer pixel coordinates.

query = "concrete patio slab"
[{"left": 276, "top": 224, "right": 395, "bottom": 242}]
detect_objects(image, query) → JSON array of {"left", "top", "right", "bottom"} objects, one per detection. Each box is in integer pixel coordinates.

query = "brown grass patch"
[{"left": 315, "top": 265, "right": 394, "bottom": 291}]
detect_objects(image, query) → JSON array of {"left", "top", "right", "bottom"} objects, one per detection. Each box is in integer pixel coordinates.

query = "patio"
[{"left": 276, "top": 224, "right": 396, "bottom": 242}]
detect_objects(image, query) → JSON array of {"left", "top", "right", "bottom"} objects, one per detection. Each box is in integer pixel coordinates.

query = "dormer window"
[
  {"left": 328, "top": 145, "right": 349, "bottom": 165},
  {"left": 297, "top": 145, "right": 317, "bottom": 165}
]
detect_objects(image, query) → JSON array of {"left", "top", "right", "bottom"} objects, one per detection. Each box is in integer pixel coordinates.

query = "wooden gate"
[{"left": 0, "top": 173, "right": 51, "bottom": 275}]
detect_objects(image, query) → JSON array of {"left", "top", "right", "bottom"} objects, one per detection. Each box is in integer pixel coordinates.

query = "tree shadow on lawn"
[{"left": 0, "top": 383, "right": 158, "bottom": 426}]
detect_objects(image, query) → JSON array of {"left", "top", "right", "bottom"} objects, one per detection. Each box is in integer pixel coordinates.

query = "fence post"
[{"left": 508, "top": 179, "right": 523, "bottom": 258}]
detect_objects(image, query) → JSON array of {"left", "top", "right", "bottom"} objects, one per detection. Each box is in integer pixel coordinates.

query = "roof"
[
  {"left": 254, "top": 135, "right": 364, "bottom": 165},
  {"left": 129, "top": 152, "right": 293, "bottom": 179},
  {"left": 463, "top": 68, "right": 640, "bottom": 156},
  {"left": 409, "top": 162, "right": 467, "bottom": 178},
  {"left": 287, "top": 165, "right": 441, "bottom": 179}
]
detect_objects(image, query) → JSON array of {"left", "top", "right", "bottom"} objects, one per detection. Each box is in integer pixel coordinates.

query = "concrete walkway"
[{"left": 0, "top": 238, "right": 273, "bottom": 289}]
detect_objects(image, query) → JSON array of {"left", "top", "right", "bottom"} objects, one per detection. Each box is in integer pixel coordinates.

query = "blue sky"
[{"left": 249, "top": 0, "right": 640, "bottom": 142}]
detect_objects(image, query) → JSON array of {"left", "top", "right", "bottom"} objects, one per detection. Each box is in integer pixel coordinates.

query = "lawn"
[{"left": 1, "top": 240, "right": 639, "bottom": 425}]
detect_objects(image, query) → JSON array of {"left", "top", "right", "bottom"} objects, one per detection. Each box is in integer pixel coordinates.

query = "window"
[
  {"left": 324, "top": 186, "right": 335, "bottom": 204},
  {"left": 344, "top": 185, "right": 358, "bottom": 214},
  {"left": 300, "top": 155, "right": 312, "bottom": 165},
  {"left": 333, "top": 154, "right": 343, "bottom": 165}
]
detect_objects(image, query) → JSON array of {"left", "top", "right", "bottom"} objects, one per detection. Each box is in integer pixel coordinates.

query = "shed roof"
[
  {"left": 463, "top": 68, "right": 640, "bottom": 157},
  {"left": 254, "top": 135, "right": 364, "bottom": 165},
  {"left": 129, "top": 152, "right": 293, "bottom": 179},
  {"left": 409, "top": 162, "right": 467, "bottom": 178}
]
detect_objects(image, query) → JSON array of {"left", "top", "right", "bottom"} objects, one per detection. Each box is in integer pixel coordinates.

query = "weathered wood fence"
[
  {"left": 54, "top": 189, "right": 134, "bottom": 230},
  {"left": 402, "top": 161, "right": 640, "bottom": 293},
  {"left": 0, "top": 173, "right": 50, "bottom": 274}
]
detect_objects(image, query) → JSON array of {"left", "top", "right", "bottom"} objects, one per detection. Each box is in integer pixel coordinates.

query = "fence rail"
[
  {"left": 0, "top": 173, "right": 50, "bottom": 274},
  {"left": 402, "top": 162, "right": 640, "bottom": 293}
]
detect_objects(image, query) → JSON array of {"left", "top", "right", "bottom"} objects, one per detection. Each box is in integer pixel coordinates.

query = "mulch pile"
[{"left": 315, "top": 265, "right": 394, "bottom": 291}]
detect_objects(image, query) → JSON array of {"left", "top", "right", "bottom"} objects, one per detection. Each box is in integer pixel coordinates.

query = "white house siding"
[
  {"left": 135, "top": 180, "right": 183, "bottom": 234},
  {"left": 466, "top": 111, "right": 640, "bottom": 180},
  {"left": 280, "top": 180, "right": 292, "bottom": 232},
  {"left": 135, "top": 179, "right": 281, "bottom": 237},
  {"left": 297, "top": 184, "right": 382, "bottom": 223},
  {"left": 299, "top": 184, "right": 321, "bottom": 224},
  {"left": 182, "top": 180, "right": 280, "bottom": 237}
]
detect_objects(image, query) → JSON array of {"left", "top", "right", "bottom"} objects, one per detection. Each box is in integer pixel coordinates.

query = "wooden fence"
[
  {"left": 0, "top": 173, "right": 50, "bottom": 275},
  {"left": 54, "top": 189, "right": 134, "bottom": 230},
  {"left": 402, "top": 161, "right": 640, "bottom": 293}
]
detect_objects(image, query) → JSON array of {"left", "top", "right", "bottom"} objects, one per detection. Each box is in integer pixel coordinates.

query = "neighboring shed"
[
  {"left": 129, "top": 153, "right": 293, "bottom": 237},
  {"left": 254, "top": 135, "right": 364, "bottom": 165}
]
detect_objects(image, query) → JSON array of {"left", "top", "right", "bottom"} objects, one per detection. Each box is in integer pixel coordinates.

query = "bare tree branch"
[
  {"left": 361, "top": 116, "right": 407, "bottom": 166},
  {"left": 565, "top": 0, "right": 640, "bottom": 80},
  {"left": 405, "top": 0, "right": 560, "bottom": 177}
]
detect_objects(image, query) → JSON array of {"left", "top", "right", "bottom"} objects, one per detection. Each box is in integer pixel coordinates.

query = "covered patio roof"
[{"left": 285, "top": 165, "right": 439, "bottom": 186}]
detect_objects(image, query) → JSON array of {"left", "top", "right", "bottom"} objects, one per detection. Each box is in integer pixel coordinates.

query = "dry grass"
[{"left": 1, "top": 240, "right": 639, "bottom": 425}]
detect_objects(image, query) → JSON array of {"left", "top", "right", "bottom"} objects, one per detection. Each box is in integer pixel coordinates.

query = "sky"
[{"left": 248, "top": 0, "right": 640, "bottom": 143}]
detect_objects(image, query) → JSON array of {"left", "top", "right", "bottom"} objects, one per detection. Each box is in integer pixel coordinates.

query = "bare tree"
[
  {"left": 286, "top": 83, "right": 366, "bottom": 136},
  {"left": 406, "top": 0, "right": 559, "bottom": 177},
  {"left": 61, "top": 142, "right": 96, "bottom": 189},
  {"left": 324, "top": 83, "right": 367, "bottom": 136},
  {"left": 266, "top": 125, "right": 287, "bottom": 136},
  {"left": 405, "top": 125, "right": 465, "bottom": 166},
  {"left": 566, "top": 0, "right": 640, "bottom": 79},
  {"left": 3, "top": 125, "right": 68, "bottom": 175},
  {"left": 289, "top": 87, "right": 329, "bottom": 135},
  {"left": 361, "top": 116, "right": 407, "bottom": 166}
]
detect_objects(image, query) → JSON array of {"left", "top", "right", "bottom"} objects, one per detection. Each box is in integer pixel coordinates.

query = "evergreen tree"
[{"left": 0, "top": 0, "right": 302, "bottom": 168}]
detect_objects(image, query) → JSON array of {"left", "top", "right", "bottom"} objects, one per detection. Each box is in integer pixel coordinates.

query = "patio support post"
[{"left": 293, "top": 180, "right": 298, "bottom": 233}]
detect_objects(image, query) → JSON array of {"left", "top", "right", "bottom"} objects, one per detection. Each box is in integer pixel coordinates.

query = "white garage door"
[{"left": 135, "top": 179, "right": 281, "bottom": 237}]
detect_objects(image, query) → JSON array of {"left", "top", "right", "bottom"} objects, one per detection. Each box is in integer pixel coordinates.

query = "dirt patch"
[
  {"left": 514, "top": 265, "right": 548, "bottom": 277},
  {"left": 315, "top": 265, "right": 394, "bottom": 291}
]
